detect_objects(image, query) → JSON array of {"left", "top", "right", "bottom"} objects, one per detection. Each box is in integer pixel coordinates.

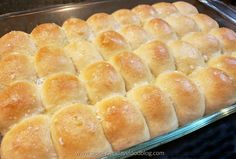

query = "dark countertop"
[{"left": 0, "top": 1, "right": 235, "bottom": 159}]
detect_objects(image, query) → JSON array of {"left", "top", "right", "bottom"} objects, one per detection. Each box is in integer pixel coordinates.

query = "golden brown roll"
[
  {"left": 35, "top": 46, "right": 76, "bottom": 78},
  {"left": 152, "top": 2, "right": 179, "bottom": 18},
  {"left": 134, "top": 40, "right": 175, "bottom": 77},
  {"left": 173, "top": 1, "right": 198, "bottom": 15},
  {"left": 87, "top": 13, "right": 119, "bottom": 34},
  {"left": 0, "top": 81, "right": 43, "bottom": 134},
  {"left": 94, "top": 30, "right": 130, "bottom": 60},
  {"left": 190, "top": 13, "right": 219, "bottom": 32},
  {"left": 168, "top": 40, "right": 205, "bottom": 74},
  {"left": 62, "top": 17, "right": 93, "bottom": 41},
  {"left": 42, "top": 72, "right": 87, "bottom": 112},
  {"left": 119, "top": 25, "right": 150, "bottom": 50},
  {"left": 112, "top": 9, "right": 141, "bottom": 26},
  {"left": 164, "top": 14, "right": 200, "bottom": 37},
  {"left": 155, "top": 71, "right": 205, "bottom": 126},
  {"left": 95, "top": 95, "right": 150, "bottom": 151},
  {"left": 109, "top": 51, "right": 153, "bottom": 90},
  {"left": 0, "top": 53, "right": 37, "bottom": 88},
  {"left": 80, "top": 61, "right": 125, "bottom": 104},
  {"left": 209, "top": 27, "right": 236, "bottom": 54},
  {"left": 64, "top": 40, "right": 103, "bottom": 72},
  {"left": 132, "top": 4, "right": 158, "bottom": 23},
  {"left": 0, "top": 31, "right": 37, "bottom": 57},
  {"left": 31, "top": 23, "right": 68, "bottom": 48},
  {"left": 144, "top": 18, "right": 178, "bottom": 43},
  {"left": 1, "top": 115, "right": 57, "bottom": 159},
  {"left": 127, "top": 84, "right": 178, "bottom": 138},
  {"left": 190, "top": 67, "right": 236, "bottom": 114},
  {"left": 182, "top": 32, "right": 221, "bottom": 61},
  {"left": 208, "top": 55, "right": 236, "bottom": 84},
  {"left": 51, "top": 104, "right": 113, "bottom": 159}
]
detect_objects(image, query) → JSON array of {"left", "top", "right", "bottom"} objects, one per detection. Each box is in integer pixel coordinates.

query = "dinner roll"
[
  {"left": 94, "top": 30, "right": 130, "bottom": 60},
  {"left": 80, "top": 61, "right": 125, "bottom": 104},
  {"left": 1, "top": 115, "right": 57, "bottom": 159},
  {"left": 95, "top": 95, "right": 150, "bottom": 151},
  {"left": 0, "top": 81, "right": 43, "bottom": 134},
  {"left": 127, "top": 84, "right": 178, "bottom": 138},
  {"left": 182, "top": 32, "right": 221, "bottom": 61},
  {"left": 209, "top": 28, "right": 236, "bottom": 54},
  {"left": 112, "top": 9, "right": 141, "bottom": 26},
  {"left": 152, "top": 2, "right": 179, "bottom": 18},
  {"left": 87, "top": 13, "right": 119, "bottom": 34},
  {"left": 35, "top": 46, "right": 75, "bottom": 78},
  {"left": 109, "top": 51, "right": 153, "bottom": 90},
  {"left": 190, "top": 13, "right": 219, "bottom": 32},
  {"left": 208, "top": 55, "right": 236, "bottom": 84},
  {"left": 164, "top": 14, "right": 199, "bottom": 37},
  {"left": 168, "top": 40, "right": 205, "bottom": 74},
  {"left": 0, "top": 53, "right": 37, "bottom": 88},
  {"left": 155, "top": 71, "right": 205, "bottom": 126},
  {"left": 62, "top": 18, "right": 93, "bottom": 41},
  {"left": 119, "top": 25, "right": 150, "bottom": 50},
  {"left": 51, "top": 104, "right": 112, "bottom": 159},
  {"left": 64, "top": 40, "right": 103, "bottom": 72},
  {"left": 0, "top": 31, "right": 37, "bottom": 57},
  {"left": 132, "top": 4, "right": 158, "bottom": 23},
  {"left": 42, "top": 72, "right": 87, "bottom": 112},
  {"left": 31, "top": 23, "right": 68, "bottom": 48},
  {"left": 173, "top": 1, "right": 198, "bottom": 15},
  {"left": 134, "top": 40, "right": 175, "bottom": 77},
  {"left": 190, "top": 67, "right": 236, "bottom": 114},
  {"left": 144, "top": 18, "right": 178, "bottom": 43}
]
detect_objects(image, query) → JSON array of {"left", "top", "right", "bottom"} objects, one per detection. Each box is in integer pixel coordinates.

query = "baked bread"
[
  {"left": 190, "top": 13, "right": 219, "bottom": 32},
  {"left": 31, "top": 23, "right": 68, "bottom": 48},
  {"left": 80, "top": 61, "right": 126, "bottom": 104},
  {"left": 132, "top": 4, "right": 158, "bottom": 23},
  {"left": 119, "top": 25, "right": 150, "bottom": 50},
  {"left": 208, "top": 55, "right": 236, "bottom": 84},
  {"left": 109, "top": 51, "right": 153, "bottom": 90},
  {"left": 95, "top": 95, "right": 150, "bottom": 151},
  {"left": 41, "top": 72, "right": 88, "bottom": 112},
  {"left": 152, "top": 2, "right": 179, "bottom": 18},
  {"left": 173, "top": 1, "right": 198, "bottom": 15},
  {"left": 0, "top": 53, "right": 37, "bottom": 88},
  {"left": 209, "top": 27, "right": 236, "bottom": 54},
  {"left": 87, "top": 13, "right": 119, "bottom": 34},
  {"left": 94, "top": 30, "right": 130, "bottom": 60},
  {"left": 164, "top": 13, "right": 200, "bottom": 37},
  {"left": 51, "top": 104, "right": 113, "bottom": 158},
  {"left": 35, "top": 46, "right": 76, "bottom": 77},
  {"left": 155, "top": 71, "right": 205, "bottom": 126},
  {"left": 182, "top": 32, "right": 221, "bottom": 61},
  {"left": 190, "top": 67, "right": 236, "bottom": 114},
  {"left": 62, "top": 18, "right": 93, "bottom": 41},
  {"left": 0, "top": 1, "right": 235, "bottom": 158},
  {"left": 134, "top": 40, "right": 176, "bottom": 77},
  {"left": 144, "top": 18, "right": 178, "bottom": 43},
  {"left": 0, "top": 81, "right": 43, "bottom": 134},
  {"left": 127, "top": 84, "right": 178, "bottom": 137},
  {"left": 1, "top": 115, "right": 57, "bottom": 159},
  {"left": 0, "top": 31, "right": 37, "bottom": 57},
  {"left": 112, "top": 9, "right": 141, "bottom": 26},
  {"left": 167, "top": 40, "right": 205, "bottom": 74},
  {"left": 64, "top": 40, "right": 103, "bottom": 72}
]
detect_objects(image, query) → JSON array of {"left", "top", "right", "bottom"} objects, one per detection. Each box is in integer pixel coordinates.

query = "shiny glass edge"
[{"left": 103, "top": 104, "right": 236, "bottom": 159}]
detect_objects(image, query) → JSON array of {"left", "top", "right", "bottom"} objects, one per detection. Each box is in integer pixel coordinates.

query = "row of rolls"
[{"left": 0, "top": 1, "right": 236, "bottom": 159}]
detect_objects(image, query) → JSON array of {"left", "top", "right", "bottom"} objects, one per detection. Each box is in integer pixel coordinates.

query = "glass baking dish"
[{"left": 0, "top": 0, "right": 235, "bottom": 158}]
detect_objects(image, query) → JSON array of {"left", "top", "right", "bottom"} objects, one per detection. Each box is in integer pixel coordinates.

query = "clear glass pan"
[{"left": 0, "top": 0, "right": 235, "bottom": 158}]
